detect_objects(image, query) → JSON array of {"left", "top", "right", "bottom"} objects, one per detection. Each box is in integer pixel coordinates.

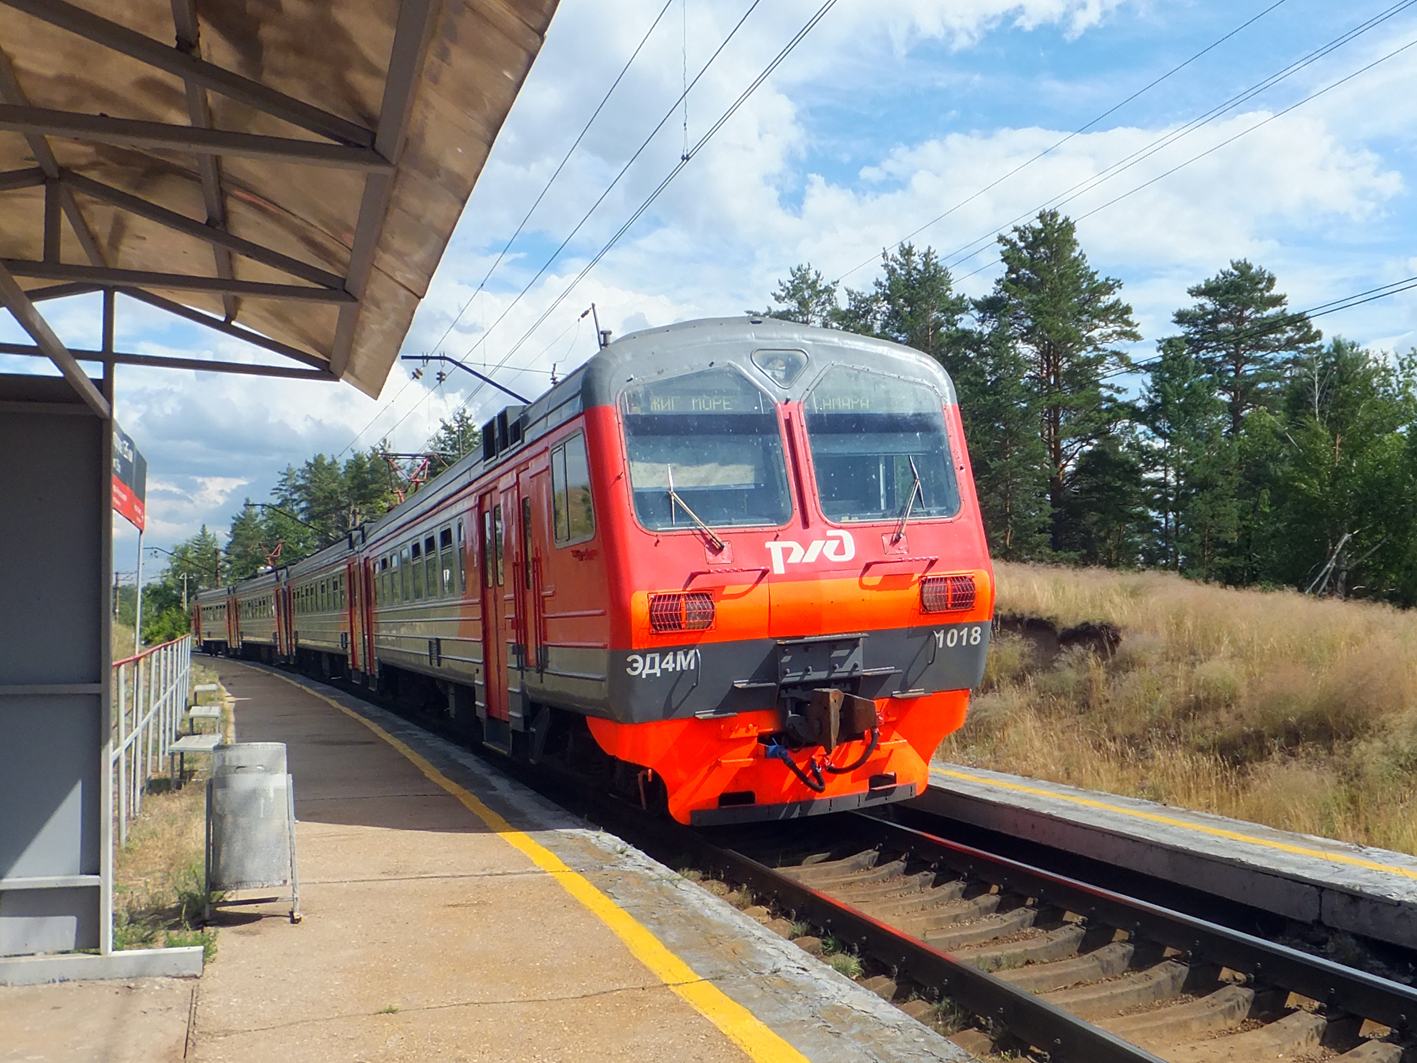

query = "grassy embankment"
[
  {"left": 108, "top": 639, "right": 224, "bottom": 959},
  {"left": 940, "top": 561, "right": 1417, "bottom": 855}
]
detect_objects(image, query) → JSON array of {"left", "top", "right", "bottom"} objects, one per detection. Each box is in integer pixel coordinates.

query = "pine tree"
[
  {"left": 1137, "top": 338, "right": 1227, "bottom": 571},
  {"left": 964, "top": 295, "right": 1050, "bottom": 560},
  {"left": 427, "top": 409, "right": 482, "bottom": 474},
  {"left": 760, "top": 264, "right": 839, "bottom": 327},
  {"left": 992, "top": 210, "right": 1140, "bottom": 554},
  {"left": 836, "top": 244, "right": 969, "bottom": 370},
  {"left": 1172, "top": 260, "right": 1321, "bottom": 438},
  {"left": 1271, "top": 340, "right": 1417, "bottom": 599}
]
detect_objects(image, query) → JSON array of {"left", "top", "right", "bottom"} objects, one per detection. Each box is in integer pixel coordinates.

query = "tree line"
[
  {"left": 764, "top": 209, "right": 1417, "bottom": 604},
  {"left": 144, "top": 208, "right": 1417, "bottom": 636},
  {"left": 140, "top": 411, "right": 481, "bottom": 641}
]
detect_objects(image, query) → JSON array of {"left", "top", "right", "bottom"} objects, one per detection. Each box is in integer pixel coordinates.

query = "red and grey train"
[{"left": 195, "top": 317, "right": 995, "bottom": 824}]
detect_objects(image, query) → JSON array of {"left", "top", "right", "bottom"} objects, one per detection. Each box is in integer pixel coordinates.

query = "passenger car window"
[
  {"left": 620, "top": 367, "right": 791, "bottom": 530},
  {"left": 493, "top": 505, "right": 504, "bottom": 586},
  {"left": 440, "top": 527, "right": 454, "bottom": 596},
  {"left": 456, "top": 521, "right": 466, "bottom": 593},
  {"left": 424, "top": 535, "right": 438, "bottom": 598},
  {"left": 804, "top": 366, "right": 960, "bottom": 524},
  {"left": 551, "top": 433, "right": 595, "bottom": 545}
]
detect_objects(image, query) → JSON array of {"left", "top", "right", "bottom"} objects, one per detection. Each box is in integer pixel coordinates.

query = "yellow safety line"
[
  {"left": 934, "top": 767, "right": 1417, "bottom": 882},
  {"left": 265, "top": 671, "right": 808, "bottom": 1063}
]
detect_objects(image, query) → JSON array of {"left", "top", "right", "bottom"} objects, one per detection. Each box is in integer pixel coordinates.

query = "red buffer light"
[
  {"left": 649, "top": 591, "right": 716, "bottom": 632},
  {"left": 921, "top": 574, "right": 977, "bottom": 614}
]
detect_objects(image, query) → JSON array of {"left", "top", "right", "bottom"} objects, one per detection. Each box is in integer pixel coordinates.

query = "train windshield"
[
  {"left": 804, "top": 366, "right": 960, "bottom": 523},
  {"left": 621, "top": 367, "right": 792, "bottom": 530}
]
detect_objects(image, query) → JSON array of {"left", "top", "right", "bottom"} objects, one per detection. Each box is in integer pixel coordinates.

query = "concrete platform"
[
  {"left": 923, "top": 763, "right": 1417, "bottom": 951},
  {"left": 3, "top": 657, "right": 967, "bottom": 1063}
]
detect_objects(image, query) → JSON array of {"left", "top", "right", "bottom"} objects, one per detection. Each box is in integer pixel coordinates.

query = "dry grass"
[
  {"left": 940, "top": 562, "right": 1417, "bottom": 854},
  {"left": 112, "top": 620, "right": 136, "bottom": 659},
  {"left": 111, "top": 673, "right": 224, "bottom": 959}
]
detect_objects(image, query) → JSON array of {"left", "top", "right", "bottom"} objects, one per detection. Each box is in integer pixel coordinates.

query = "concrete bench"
[
  {"left": 169, "top": 732, "right": 223, "bottom": 789},
  {"left": 186, "top": 705, "right": 222, "bottom": 734}
]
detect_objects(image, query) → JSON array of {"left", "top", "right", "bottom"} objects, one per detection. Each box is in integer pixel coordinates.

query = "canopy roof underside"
[{"left": 0, "top": 0, "right": 556, "bottom": 401}]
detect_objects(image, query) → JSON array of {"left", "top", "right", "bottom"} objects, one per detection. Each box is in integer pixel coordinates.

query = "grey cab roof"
[
  {"left": 579, "top": 316, "right": 959, "bottom": 408},
  {"left": 319, "top": 317, "right": 961, "bottom": 556}
]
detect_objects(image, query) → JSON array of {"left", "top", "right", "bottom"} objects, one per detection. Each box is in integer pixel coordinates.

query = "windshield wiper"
[
  {"left": 892, "top": 456, "right": 923, "bottom": 544},
  {"left": 667, "top": 465, "right": 726, "bottom": 551}
]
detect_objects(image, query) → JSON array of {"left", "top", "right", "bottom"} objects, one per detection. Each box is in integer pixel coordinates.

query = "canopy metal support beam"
[
  {"left": 118, "top": 288, "right": 331, "bottom": 370},
  {"left": 0, "top": 0, "right": 375, "bottom": 148},
  {"left": 169, "top": 0, "right": 236, "bottom": 321},
  {"left": 330, "top": 0, "right": 442, "bottom": 377},
  {"left": 0, "top": 105, "right": 392, "bottom": 170},
  {"left": 1, "top": 261, "right": 355, "bottom": 302},
  {"left": 27, "top": 281, "right": 102, "bottom": 302},
  {"left": 0, "top": 342, "right": 334, "bottom": 380},
  {"left": 0, "top": 260, "right": 109, "bottom": 417},
  {"left": 0, "top": 165, "right": 43, "bottom": 191},
  {"left": 61, "top": 171, "right": 346, "bottom": 289},
  {"left": 0, "top": 49, "right": 106, "bottom": 267}
]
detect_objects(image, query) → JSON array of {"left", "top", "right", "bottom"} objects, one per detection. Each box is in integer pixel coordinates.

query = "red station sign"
[{"left": 112, "top": 423, "right": 147, "bottom": 532}]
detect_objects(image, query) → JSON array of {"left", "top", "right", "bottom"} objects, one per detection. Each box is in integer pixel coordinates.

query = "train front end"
[{"left": 584, "top": 319, "right": 994, "bottom": 825}]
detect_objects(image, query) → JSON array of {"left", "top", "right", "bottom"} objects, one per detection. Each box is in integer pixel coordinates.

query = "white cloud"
[{"left": 19, "top": 0, "right": 1417, "bottom": 564}]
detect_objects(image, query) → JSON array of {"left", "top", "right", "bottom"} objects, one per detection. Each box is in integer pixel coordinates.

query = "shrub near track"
[{"left": 940, "top": 561, "right": 1417, "bottom": 854}]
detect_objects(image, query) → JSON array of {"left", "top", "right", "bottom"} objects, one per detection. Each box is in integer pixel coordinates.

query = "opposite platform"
[{"left": 923, "top": 763, "right": 1417, "bottom": 951}]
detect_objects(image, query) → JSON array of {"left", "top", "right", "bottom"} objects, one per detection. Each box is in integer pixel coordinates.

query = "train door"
[
  {"left": 503, "top": 480, "right": 525, "bottom": 731},
  {"left": 361, "top": 556, "right": 377, "bottom": 682},
  {"left": 519, "top": 468, "right": 548, "bottom": 677},
  {"left": 273, "top": 576, "right": 286, "bottom": 657},
  {"left": 478, "top": 491, "right": 510, "bottom": 731},
  {"left": 280, "top": 578, "right": 295, "bottom": 658},
  {"left": 346, "top": 558, "right": 365, "bottom": 676}
]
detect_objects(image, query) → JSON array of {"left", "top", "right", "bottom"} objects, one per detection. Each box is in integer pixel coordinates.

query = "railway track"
[
  {"left": 290, "top": 670, "right": 1417, "bottom": 1063},
  {"left": 677, "top": 813, "right": 1414, "bottom": 1062}
]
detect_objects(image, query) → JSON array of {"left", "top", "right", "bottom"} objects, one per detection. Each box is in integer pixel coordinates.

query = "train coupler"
[{"left": 782, "top": 687, "right": 878, "bottom": 751}]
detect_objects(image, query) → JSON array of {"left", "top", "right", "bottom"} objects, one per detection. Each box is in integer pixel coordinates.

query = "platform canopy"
[{"left": 0, "top": 0, "right": 558, "bottom": 414}]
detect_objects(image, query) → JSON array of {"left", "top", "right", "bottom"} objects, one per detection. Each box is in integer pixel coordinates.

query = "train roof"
[
  {"left": 582, "top": 316, "right": 958, "bottom": 408},
  {"left": 355, "top": 316, "right": 959, "bottom": 547}
]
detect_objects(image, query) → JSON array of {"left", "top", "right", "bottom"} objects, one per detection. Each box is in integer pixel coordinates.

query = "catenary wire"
[
  {"left": 451, "top": 0, "right": 766, "bottom": 369},
  {"left": 936, "top": 22, "right": 1417, "bottom": 292},
  {"left": 434, "top": 0, "right": 677, "bottom": 364},
  {"left": 1100, "top": 274, "right": 1417, "bottom": 384},
  {"left": 832, "top": 0, "right": 1294, "bottom": 285},
  {"left": 336, "top": 0, "right": 677, "bottom": 457},
  {"left": 927, "top": 0, "right": 1417, "bottom": 278},
  {"left": 453, "top": 0, "right": 841, "bottom": 420}
]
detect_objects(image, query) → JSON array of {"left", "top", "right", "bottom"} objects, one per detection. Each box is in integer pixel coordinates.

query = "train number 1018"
[{"left": 934, "top": 625, "right": 984, "bottom": 649}]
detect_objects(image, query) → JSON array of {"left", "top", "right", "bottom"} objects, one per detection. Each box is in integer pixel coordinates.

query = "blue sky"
[{"left": 6, "top": 0, "right": 1417, "bottom": 574}]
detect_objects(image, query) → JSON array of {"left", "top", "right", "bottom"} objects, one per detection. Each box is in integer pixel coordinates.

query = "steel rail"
[
  {"left": 858, "top": 812, "right": 1417, "bottom": 1034},
  {"left": 676, "top": 828, "right": 1167, "bottom": 1063}
]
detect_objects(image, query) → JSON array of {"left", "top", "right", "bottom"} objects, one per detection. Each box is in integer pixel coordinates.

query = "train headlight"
[
  {"left": 649, "top": 591, "right": 716, "bottom": 632},
  {"left": 920, "top": 574, "right": 976, "bottom": 613}
]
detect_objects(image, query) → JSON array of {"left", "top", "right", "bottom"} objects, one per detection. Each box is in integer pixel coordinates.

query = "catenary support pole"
[{"left": 133, "top": 530, "right": 143, "bottom": 655}]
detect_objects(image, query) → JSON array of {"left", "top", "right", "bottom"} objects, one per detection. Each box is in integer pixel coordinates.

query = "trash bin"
[{"left": 205, "top": 741, "right": 301, "bottom": 923}]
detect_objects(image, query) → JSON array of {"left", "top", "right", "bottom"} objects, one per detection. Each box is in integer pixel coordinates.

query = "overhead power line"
[
  {"left": 338, "top": 0, "right": 677, "bottom": 457},
  {"left": 941, "top": 20, "right": 1417, "bottom": 294},
  {"left": 429, "top": 0, "right": 678, "bottom": 363},
  {"left": 833, "top": 0, "right": 1294, "bottom": 285},
  {"left": 452, "top": 0, "right": 842, "bottom": 419},
  {"left": 1104, "top": 274, "right": 1417, "bottom": 383},
  {"left": 453, "top": 0, "right": 767, "bottom": 369},
  {"left": 927, "top": 0, "right": 1417, "bottom": 280}
]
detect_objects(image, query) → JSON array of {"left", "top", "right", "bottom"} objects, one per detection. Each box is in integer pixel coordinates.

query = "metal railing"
[{"left": 112, "top": 635, "right": 193, "bottom": 846}]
